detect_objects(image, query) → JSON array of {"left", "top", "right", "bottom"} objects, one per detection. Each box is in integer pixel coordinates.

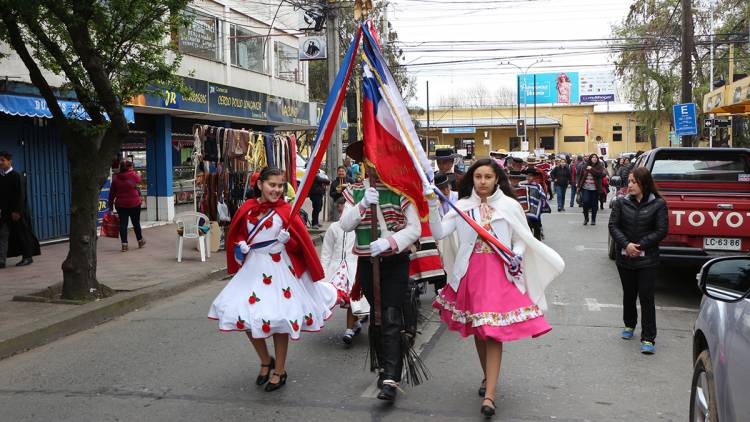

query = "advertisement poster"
[
  {"left": 580, "top": 71, "right": 616, "bottom": 102},
  {"left": 518, "top": 71, "right": 615, "bottom": 104}
]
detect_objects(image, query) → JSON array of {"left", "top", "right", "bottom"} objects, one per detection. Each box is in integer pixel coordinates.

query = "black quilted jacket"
[{"left": 608, "top": 193, "right": 668, "bottom": 269}]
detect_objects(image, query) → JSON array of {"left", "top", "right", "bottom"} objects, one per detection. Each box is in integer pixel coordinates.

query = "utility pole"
[
  {"left": 325, "top": 2, "right": 341, "bottom": 219},
  {"left": 533, "top": 74, "right": 537, "bottom": 152},
  {"left": 426, "top": 80, "right": 430, "bottom": 153},
  {"left": 680, "top": 0, "right": 694, "bottom": 147},
  {"left": 708, "top": 0, "right": 714, "bottom": 147}
]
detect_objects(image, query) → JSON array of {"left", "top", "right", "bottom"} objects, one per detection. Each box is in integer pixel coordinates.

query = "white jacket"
[
  {"left": 428, "top": 188, "right": 565, "bottom": 311},
  {"left": 320, "top": 221, "right": 358, "bottom": 284}
]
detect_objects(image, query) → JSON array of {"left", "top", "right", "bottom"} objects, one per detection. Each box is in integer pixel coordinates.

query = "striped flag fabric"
[{"left": 290, "top": 26, "right": 363, "bottom": 219}]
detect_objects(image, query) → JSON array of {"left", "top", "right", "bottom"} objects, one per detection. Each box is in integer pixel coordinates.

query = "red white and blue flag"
[
  {"left": 360, "top": 21, "right": 433, "bottom": 219},
  {"left": 290, "top": 26, "right": 363, "bottom": 220}
]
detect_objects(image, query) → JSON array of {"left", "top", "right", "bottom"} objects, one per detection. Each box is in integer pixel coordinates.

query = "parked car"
[
  {"left": 608, "top": 148, "right": 750, "bottom": 262},
  {"left": 690, "top": 256, "right": 750, "bottom": 422}
]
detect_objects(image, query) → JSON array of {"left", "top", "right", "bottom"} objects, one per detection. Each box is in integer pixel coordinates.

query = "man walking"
[
  {"left": 550, "top": 159, "right": 571, "bottom": 212},
  {"left": 0, "top": 151, "right": 39, "bottom": 268}
]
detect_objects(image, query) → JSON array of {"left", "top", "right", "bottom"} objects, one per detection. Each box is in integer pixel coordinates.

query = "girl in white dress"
[{"left": 209, "top": 167, "right": 337, "bottom": 391}]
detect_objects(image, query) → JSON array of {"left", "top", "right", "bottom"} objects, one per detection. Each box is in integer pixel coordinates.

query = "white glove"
[
  {"left": 361, "top": 187, "right": 379, "bottom": 208},
  {"left": 424, "top": 185, "right": 439, "bottom": 207},
  {"left": 237, "top": 241, "right": 250, "bottom": 254},
  {"left": 269, "top": 242, "right": 285, "bottom": 254},
  {"left": 369, "top": 238, "right": 391, "bottom": 257},
  {"left": 277, "top": 229, "right": 290, "bottom": 244}
]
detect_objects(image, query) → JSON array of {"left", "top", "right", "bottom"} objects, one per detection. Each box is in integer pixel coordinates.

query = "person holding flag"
[{"left": 426, "top": 158, "right": 565, "bottom": 418}]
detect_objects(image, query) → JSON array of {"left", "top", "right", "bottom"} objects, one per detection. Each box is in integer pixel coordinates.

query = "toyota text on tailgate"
[{"left": 636, "top": 148, "right": 750, "bottom": 264}]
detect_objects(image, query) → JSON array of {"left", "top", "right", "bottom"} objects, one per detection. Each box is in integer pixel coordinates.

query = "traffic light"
[{"left": 516, "top": 119, "right": 526, "bottom": 137}]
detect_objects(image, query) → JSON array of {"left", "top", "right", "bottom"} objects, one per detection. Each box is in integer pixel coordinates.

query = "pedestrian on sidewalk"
[
  {"left": 599, "top": 174, "right": 610, "bottom": 210},
  {"left": 550, "top": 159, "right": 571, "bottom": 212},
  {"left": 608, "top": 167, "right": 668, "bottom": 355},
  {"left": 0, "top": 151, "right": 40, "bottom": 268},
  {"left": 576, "top": 154, "right": 605, "bottom": 226},
  {"left": 108, "top": 161, "right": 145, "bottom": 252},
  {"left": 308, "top": 172, "right": 329, "bottom": 229},
  {"left": 329, "top": 165, "right": 353, "bottom": 220},
  {"left": 569, "top": 155, "right": 583, "bottom": 208},
  {"left": 320, "top": 197, "right": 369, "bottom": 345},
  {"left": 426, "top": 158, "right": 564, "bottom": 418},
  {"left": 209, "top": 167, "right": 337, "bottom": 392}
]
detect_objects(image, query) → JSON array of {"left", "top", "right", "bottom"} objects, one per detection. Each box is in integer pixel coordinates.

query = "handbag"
[
  {"left": 101, "top": 212, "right": 120, "bottom": 238},
  {"left": 575, "top": 189, "right": 582, "bottom": 205},
  {"left": 217, "top": 197, "right": 231, "bottom": 223}
]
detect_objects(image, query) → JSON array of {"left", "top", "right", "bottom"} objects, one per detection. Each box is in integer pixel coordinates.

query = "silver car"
[{"left": 691, "top": 257, "right": 750, "bottom": 421}]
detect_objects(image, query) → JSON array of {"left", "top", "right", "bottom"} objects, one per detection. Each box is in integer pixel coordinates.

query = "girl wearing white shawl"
[{"left": 427, "top": 158, "right": 565, "bottom": 417}]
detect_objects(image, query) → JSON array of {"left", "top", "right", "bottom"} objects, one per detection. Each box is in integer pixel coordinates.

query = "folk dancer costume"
[
  {"left": 208, "top": 198, "right": 337, "bottom": 339},
  {"left": 340, "top": 179, "right": 422, "bottom": 398},
  {"left": 434, "top": 174, "right": 459, "bottom": 287},
  {"left": 428, "top": 187, "right": 564, "bottom": 342},
  {"left": 320, "top": 220, "right": 370, "bottom": 316},
  {"left": 518, "top": 167, "right": 552, "bottom": 241}
]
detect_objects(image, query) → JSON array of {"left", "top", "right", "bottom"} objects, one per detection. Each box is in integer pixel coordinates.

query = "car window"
[
  {"left": 651, "top": 151, "right": 750, "bottom": 182},
  {"left": 706, "top": 259, "right": 750, "bottom": 296}
]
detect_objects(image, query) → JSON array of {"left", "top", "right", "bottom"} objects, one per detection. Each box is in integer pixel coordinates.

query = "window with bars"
[{"left": 274, "top": 41, "right": 303, "bottom": 83}]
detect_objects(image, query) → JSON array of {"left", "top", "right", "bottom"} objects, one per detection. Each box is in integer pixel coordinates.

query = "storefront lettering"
[{"left": 672, "top": 210, "right": 750, "bottom": 228}]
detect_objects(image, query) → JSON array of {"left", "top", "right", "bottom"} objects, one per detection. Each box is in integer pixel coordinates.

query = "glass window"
[
  {"left": 179, "top": 8, "right": 223, "bottom": 62},
  {"left": 275, "top": 41, "right": 302, "bottom": 83},
  {"left": 613, "top": 133, "right": 623, "bottom": 142},
  {"left": 651, "top": 151, "right": 750, "bottom": 182},
  {"left": 230, "top": 25, "right": 266, "bottom": 73},
  {"left": 635, "top": 126, "right": 649, "bottom": 143},
  {"left": 563, "top": 136, "right": 585, "bottom": 142},
  {"left": 612, "top": 125, "right": 622, "bottom": 132},
  {"left": 705, "top": 259, "right": 750, "bottom": 298}
]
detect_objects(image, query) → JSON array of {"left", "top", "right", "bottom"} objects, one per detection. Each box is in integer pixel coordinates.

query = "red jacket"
[
  {"left": 226, "top": 198, "right": 324, "bottom": 281},
  {"left": 108, "top": 170, "right": 142, "bottom": 209}
]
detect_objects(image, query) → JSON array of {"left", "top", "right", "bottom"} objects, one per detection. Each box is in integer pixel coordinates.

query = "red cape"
[{"left": 225, "top": 198, "right": 324, "bottom": 281}]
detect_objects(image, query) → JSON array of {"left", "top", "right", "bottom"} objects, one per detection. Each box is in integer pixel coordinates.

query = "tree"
[
  {"left": 611, "top": 0, "right": 749, "bottom": 147},
  {"left": 0, "top": 1, "right": 189, "bottom": 300}
]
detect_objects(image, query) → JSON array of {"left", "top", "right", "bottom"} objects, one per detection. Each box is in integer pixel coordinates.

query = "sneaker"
[
  {"left": 342, "top": 329, "right": 355, "bottom": 345},
  {"left": 621, "top": 327, "right": 635, "bottom": 340},
  {"left": 352, "top": 320, "right": 362, "bottom": 335},
  {"left": 640, "top": 341, "right": 655, "bottom": 354}
]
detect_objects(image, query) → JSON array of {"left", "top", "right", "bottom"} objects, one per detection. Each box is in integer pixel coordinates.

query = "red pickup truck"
[{"left": 608, "top": 147, "right": 750, "bottom": 264}]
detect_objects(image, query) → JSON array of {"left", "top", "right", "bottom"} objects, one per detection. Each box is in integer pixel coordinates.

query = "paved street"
[{"left": 0, "top": 207, "right": 702, "bottom": 421}]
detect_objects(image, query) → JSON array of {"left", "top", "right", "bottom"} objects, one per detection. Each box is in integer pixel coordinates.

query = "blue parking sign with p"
[{"left": 673, "top": 103, "right": 698, "bottom": 136}]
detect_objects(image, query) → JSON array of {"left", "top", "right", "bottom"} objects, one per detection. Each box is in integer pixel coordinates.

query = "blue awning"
[{"left": 0, "top": 93, "right": 135, "bottom": 123}]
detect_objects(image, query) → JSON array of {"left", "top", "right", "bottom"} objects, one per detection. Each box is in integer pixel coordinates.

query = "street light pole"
[{"left": 500, "top": 58, "right": 545, "bottom": 152}]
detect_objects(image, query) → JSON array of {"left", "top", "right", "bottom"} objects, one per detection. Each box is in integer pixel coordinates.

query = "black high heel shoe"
[
  {"left": 264, "top": 371, "right": 287, "bottom": 392},
  {"left": 478, "top": 378, "right": 487, "bottom": 396},
  {"left": 481, "top": 397, "right": 496, "bottom": 418},
  {"left": 255, "top": 357, "right": 275, "bottom": 385}
]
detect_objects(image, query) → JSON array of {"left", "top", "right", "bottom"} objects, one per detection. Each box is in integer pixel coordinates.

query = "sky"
[{"left": 387, "top": 0, "right": 635, "bottom": 107}]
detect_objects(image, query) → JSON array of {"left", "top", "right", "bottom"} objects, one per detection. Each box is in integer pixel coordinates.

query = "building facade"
[
  {"left": 415, "top": 103, "right": 673, "bottom": 159},
  {"left": 0, "top": 0, "right": 315, "bottom": 240}
]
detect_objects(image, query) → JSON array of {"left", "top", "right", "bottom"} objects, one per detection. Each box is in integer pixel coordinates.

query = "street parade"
[{"left": 0, "top": 1, "right": 749, "bottom": 421}]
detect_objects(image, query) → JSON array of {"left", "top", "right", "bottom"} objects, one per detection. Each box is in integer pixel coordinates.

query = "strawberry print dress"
[{"left": 208, "top": 213, "right": 337, "bottom": 340}]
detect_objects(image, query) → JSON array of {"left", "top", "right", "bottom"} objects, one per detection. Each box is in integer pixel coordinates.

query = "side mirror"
[{"left": 697, "top": 257, "right": 750, "bottom": 302}]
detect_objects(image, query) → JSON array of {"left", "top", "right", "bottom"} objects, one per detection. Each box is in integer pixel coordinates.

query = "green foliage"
[{"left": 611, "top": 0, "right": 749, "bottom": 141}]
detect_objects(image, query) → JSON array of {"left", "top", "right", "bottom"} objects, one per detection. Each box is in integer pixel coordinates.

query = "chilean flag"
[
  {"left": 361, "top": 21, "right": 433, "bottom": 219},
  {"left": 290, "top": 27, "right": 362, "bottom": 219}
]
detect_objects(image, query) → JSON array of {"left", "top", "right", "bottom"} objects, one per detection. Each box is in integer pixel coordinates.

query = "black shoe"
[
  {"left": 591, "top": 220, "right": 596, "bottom": 226},
  {"left": 377, "top": 382, "right": 398, "bottom": 401},
  {"left": 16, "top": 258, "right": 33, "bottom": 267},
  {"left": 264, "top": 371, "right": 287, "bottom": 392},
  {"left": 557, "top": 208, "right": 562, "bottom": 212},
  {"left": 478, "top": 378, "right": 486, "bottom": 397},
  {"left": 255, "top": 357, "right": 275, "bottom": 385},
  {"left": 481, "top": 398, "right": 496, "bottom": 418},
  {"left": 0, "top": 262, "right": 5, "bottom": 269},
  {"left": 583, "top": 220, "right": 589, "bottom": 226}
]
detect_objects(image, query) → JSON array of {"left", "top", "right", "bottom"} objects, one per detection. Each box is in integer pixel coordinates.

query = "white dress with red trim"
[{"left": 208, "top": 214, "right": 337, "bottom": 339}]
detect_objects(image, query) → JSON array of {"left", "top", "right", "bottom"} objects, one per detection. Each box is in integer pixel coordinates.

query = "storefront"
[
  {"left": 703, "top": 74, "right": 750, "bottom": 147},
  {"left": 0, "top": 92, "right": 135, "bottom": 241}
]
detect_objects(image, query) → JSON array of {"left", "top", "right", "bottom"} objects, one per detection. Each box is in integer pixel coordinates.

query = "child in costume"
[
  {"left": 426, "top": 158, "right": 565, "bottom": 418},
  {"left": 208, "top": 167, "right": 337, "bottom": 392},
  {"left": 320, "top": 197, "right": 370, "bottom": 345}
]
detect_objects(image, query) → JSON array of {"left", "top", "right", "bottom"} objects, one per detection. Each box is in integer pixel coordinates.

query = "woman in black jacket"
[{"left": 608, "top": 167, "right": 668, "bottom": 355}]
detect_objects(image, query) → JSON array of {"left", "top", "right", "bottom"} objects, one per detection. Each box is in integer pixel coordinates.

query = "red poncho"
[{"left": 225, "top": 198, "right": 324, "bottom": 282}]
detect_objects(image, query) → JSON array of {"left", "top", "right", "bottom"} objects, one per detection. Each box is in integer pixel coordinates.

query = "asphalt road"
[{"left": 0, "top": 207, "right": 703, "bottom": 421}]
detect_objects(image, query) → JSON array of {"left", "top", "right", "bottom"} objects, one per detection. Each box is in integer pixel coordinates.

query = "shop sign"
[
  {"left": 299, "top": 36, "right": 326, "bottom": 61},
  {"left": 208, "top": 82, "right": 267, "bottom": 120},
  {"left": 442, "top": 127, "right": 475, "bottom": 134},
  {"left": 267, "top": 95, "right": 310, "bottom": 125},
  {"left": 135, "top": 77, "right": 209, "bottom": 113}
]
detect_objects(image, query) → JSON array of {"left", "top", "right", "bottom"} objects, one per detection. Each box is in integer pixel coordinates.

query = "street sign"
[
  {"left": 669, "top": 131, "right": 681, "bottom": 145},
  {"left": 704, "top": 118, "right": 715, "bottom": 128},
  {"left": 299, "top": 36, "right": 326, "bottom": 61},
  {"left": 673, "top": 103, "right": 698, "bottom": 136},
  {"left": 716, "top": 119, "right": 731, "bottom": 128},
  {"left": 441, "top": 127, "right": 475, "bottom": 134}
]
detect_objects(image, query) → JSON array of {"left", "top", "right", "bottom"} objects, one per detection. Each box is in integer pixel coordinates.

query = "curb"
[{"left": 0, "top": 233, "right": 324, "bottom": 361}]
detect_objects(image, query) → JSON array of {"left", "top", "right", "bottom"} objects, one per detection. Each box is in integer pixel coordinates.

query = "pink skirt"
[{"left": 433, "top": 252, "right": 551, "bottom": 342}]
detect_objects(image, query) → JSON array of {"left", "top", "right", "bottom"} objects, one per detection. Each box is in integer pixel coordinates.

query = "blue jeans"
[
  {"left": 555, "top": 184, "right": 567, "bottom": 210},
  {"left": 569, "top": 185, "right": 577, "bottom": 207},
  {"left": 581, "top": 189, "right": 599, "bottom": 221}
]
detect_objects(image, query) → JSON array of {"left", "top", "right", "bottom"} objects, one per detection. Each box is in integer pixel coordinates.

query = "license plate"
[{"left": 703, "top": 237, "right": 742, "bottom": 251}]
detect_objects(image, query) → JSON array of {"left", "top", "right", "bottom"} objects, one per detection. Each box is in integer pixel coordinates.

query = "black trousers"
[
  {"left": 309, "top": 194, "right": 323, "bottom": 226},
  {"left": 617, "top": 265, "right": 657, "bottom": 343},
  {"left": 358, "top": 253, "right": 410, "bottom": 382},
  {"left": 115, "top": 206, "right": 143, "bottom": 244},
  {"left": 581, "top": 189, "right": 599, "bottom": 222}
]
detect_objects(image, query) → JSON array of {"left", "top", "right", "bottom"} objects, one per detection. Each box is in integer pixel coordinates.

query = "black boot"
[
  {"left": 377, "top": 306, "right": 404, "bottom": 401},
  {"left": 583, "top": 209, "right": 589, "bottom": 225}
]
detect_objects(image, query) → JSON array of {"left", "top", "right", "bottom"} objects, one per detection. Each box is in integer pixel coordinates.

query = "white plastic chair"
[{"left": 174, "top": 212, "right": 211, "bottom": 262}]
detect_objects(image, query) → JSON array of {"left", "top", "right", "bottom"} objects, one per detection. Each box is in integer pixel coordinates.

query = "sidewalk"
[{"left": 0, "top": 224, "right": 229, "bottom": 360}]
